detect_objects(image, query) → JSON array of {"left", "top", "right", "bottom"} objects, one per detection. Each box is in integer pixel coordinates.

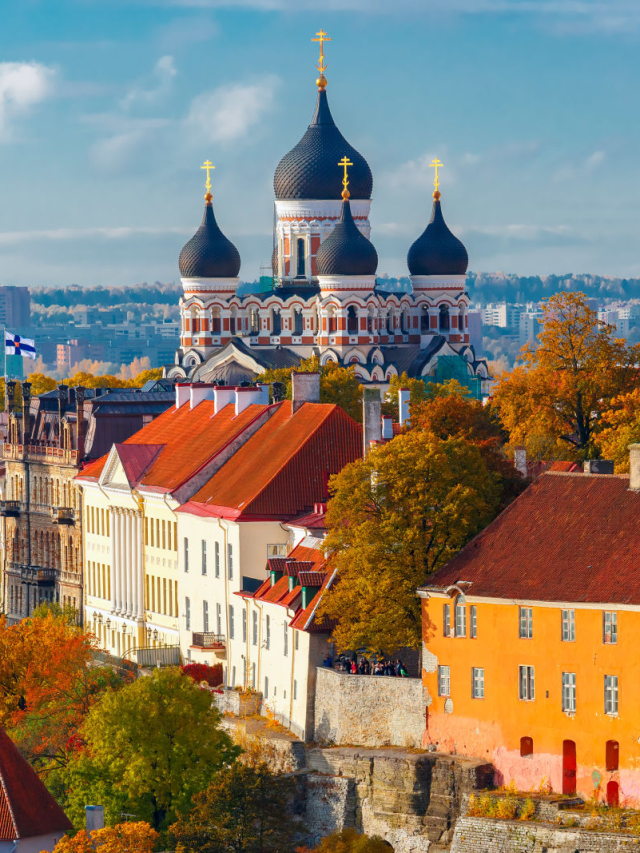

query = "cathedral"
[{"left": 167, "top": 34, "right": 489, "bottom": 396}]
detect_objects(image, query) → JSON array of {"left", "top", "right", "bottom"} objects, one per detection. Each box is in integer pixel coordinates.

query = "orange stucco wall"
[{"left": 421, "top": 595, "right": 640, "bottom": 805}]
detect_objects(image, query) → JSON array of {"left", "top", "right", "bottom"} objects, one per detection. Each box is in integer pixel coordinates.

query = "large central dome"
[{"left": 274, "top": 89, "right": 373, "bottom": 201}]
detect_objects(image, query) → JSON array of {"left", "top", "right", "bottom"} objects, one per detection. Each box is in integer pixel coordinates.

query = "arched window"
[
  {"left": 296, "top": 238, "right": 306, "bottom": 278},
  {"left": 606, "top": 740, "right": 619, "bottom": 771},
  {"left": 439, "top": 305, "right": 450, "bottom": 332},
  {"left": 367, "top": 307, "right": 376, "bottom": 334},
  {"left": 229, "top": 308, "right": 237, "bottom": 336},
  {"left": 347, "top": 306, "right": 358, "bottom": 334},
  {"left": 271, "top": 309, "right": 281, "bottom": 336},
  {"left": 520, "top": 737, "right": 533, "bottom": 757},
  {"left": 421, "top": 305, "right": 430, "bottom": 332},
  {"left": 250, "top": 308, "right": 259, "bottom": 335},
  {"left": 211, "top": 307, "right": 221, "bottom": 335},
  {"left": 327, "top": 306, "right": 337, "bottom": 334},
  {"left": 293, "top": 309, "right": 303, "bottom": 336}
]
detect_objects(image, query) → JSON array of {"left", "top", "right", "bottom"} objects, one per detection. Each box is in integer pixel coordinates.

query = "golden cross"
[
  {"left": 201, "top": 160, "right": 215, "bottom": 194},
  {"left": 338, "top": 155, "right": 353, "bottom": 199},
  {"left": 312, "top": 29, "right": 331, "bottom": 75},
  {"left": 429, "top": 158, "right": 443, "bottom": 193}
]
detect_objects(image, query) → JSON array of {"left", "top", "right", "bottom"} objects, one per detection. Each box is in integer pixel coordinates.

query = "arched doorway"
[
  {"left": 562, "top": 740, "right": 577, "bottom": 795},
  {"left": 520, "top": 737, "right": 533, "bottom": 758},
  {"left": 606, "top": 780, "right": 619, "bottom": 807}
]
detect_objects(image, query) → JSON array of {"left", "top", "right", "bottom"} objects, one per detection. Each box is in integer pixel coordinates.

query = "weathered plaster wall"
[{"left": 314, "top": 668, "right": 426, "bottom": 748}]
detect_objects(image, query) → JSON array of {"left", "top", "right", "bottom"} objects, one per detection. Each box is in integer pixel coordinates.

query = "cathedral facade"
[{"left": 167, "top": 44, "right": 489, "bottom": 395}]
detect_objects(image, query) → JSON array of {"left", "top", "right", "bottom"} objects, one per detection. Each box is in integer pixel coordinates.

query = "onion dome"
[
  {"left": 407, "top": 194, "right": 468, "bottom": 276},
  {"left": 274, "top": 89, "right": 373, "bottom": 201},
  {"left": 316, "top": 199, "right": 378, "bottom": 276},
  {"left": 179, "top": 197, "right": 240, "bottom": 279}
]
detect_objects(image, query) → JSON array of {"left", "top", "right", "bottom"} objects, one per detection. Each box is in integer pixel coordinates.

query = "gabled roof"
[
  {"left": 182, "top": 401, "right": 362, "bottom": 519},
  {"left": 424, "top": 472, "right": 640, "bottom": 605},
  {"left": 113, "top": 443, "right": 164, "bottom": 487},
  {"left": 0, "top": 727, "right": 72, "bottom": 840}
]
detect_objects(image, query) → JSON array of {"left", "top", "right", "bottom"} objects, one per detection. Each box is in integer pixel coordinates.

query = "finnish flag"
[{"left": 5, "top": 331, "right": 36, "bottom": 360}]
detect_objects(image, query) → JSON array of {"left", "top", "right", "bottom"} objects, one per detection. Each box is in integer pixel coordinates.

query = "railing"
[
  {"left": 129, "top": 645, "right": 181, "bottom": 668},
  {"left": 37, "top": 568, "right": 57, "bottom": 581},
  {"left": 191, "top": 632, "right": 226, "bottom": 649},
  {"left": 0, "top": 501, "right": 21, "bottom": 517},
  {"left": 51, "top": 506, "right": 75, "bottom": 524}
]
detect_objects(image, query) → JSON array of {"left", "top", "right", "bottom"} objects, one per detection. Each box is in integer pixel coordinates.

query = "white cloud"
[
  {"left": 88, "top": 117, "right": 170, "bottom": 171},
  {"left": 0, "top": 226, "right": 193, "bottom": 246},
  {"left": 0, "top": 62, "right": 56, "bottom": 139},
  {"left": 185, "top": 75, "right": 279, "bottom": 144},
  {"left": 121, "top": 55, "right": 177, "bottom": 110},
  {"left": 382, "top": 150, "right": 455, "bottom": 191},
  {"left": 585, "top": 149, "right": 606, "bottom": 169}
]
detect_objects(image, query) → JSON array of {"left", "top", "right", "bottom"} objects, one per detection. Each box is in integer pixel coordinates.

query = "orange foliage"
[{"left": 49, "top": 821, "right": 159, "bottom": 853}]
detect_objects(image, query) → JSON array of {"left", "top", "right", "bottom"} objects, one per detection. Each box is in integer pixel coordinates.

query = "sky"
[{"left": 1, "top": 0, "right": 640, "bottom": 288}]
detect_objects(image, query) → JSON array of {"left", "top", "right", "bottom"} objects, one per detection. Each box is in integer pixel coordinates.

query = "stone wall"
[
  {"left": 213, "top": 688, "right": 262, "bottom": 717},
  {"left": 450, "top": 816, "right": 640, "bottom": 852},
  {"left": 313, "top": 668, "right": 426, "bottom": 748}
]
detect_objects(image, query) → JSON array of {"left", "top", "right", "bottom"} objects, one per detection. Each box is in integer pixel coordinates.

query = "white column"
[
  {"left": 118, "top": 509, "right": 126, "bottom": 615},
  {"left": 112, "top": 509, "right": 120, "bottom": 614},
  {"left": 135, "top": 515, "right": 144, "bottom": 620},
  {"left": 123, "top": 511, "right": 132, "bottom": 618}
]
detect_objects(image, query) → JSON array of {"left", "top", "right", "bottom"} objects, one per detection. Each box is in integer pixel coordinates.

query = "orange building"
[{"left": 419, "top": 459, "right": 640, "bottom": 807}]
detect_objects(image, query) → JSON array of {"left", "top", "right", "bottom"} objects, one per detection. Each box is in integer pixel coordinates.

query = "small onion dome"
[
  {"left": 274, "top": 89, "right": 373, "bottom": 201},
  {"left": 316, "top": 199, "right": 378, "bottom": 276},
  {"left": 179, "top": 200, "right": 241, "bottom": 278},
  {"left": 407, "top": 196, "right": 468, "bottom": 276}
]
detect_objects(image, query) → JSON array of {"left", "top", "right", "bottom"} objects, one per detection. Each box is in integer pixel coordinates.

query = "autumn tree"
[
  {"left": 261, "top": 356, "right": 363, "bottom": 421},
  {"left": 62, "top": 667, "right": 239, "bottom": 830},
  {"left": 171, "top": 762, "right": 298, "bottom": 853},
  {"left": 382, "top": 372, "right": 428, "bottom": 418},
  {"left": 317, "top": 431, "right": 500, "bottom": 651},
  {"left": 51, "top": 822, "right": 159, "bottom": 853},
  {"left": 298, "top": 829, "right": 393, "bottom": 853},
  {"left": 597, "top": 387, "right": 640, "bottom": 471},
  {"left": 26, "top": 372, "right": 58, "bottom": 395},
  {"left": 491, "top": 292, "right": 640, "bottom": 462}
]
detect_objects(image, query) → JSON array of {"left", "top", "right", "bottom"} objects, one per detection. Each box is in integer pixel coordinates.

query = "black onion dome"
[
  {"left": 179, "top": 201, "right": 241, "bottom": 278},
  {"left": 316, "top": 199, "right": 378, "bottom": 276},
  {"left": 407, "top": 198, "right": 468, "bottom": 276},
  {"left": 274, "top": 89, "right": 373, "bottom": 200}
]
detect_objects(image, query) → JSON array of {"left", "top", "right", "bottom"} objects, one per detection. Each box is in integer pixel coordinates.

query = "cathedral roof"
[
  {"left": 316, "top": 199, "right": 378, "bottom": 276},
  {"left": 407, "top": 196, "right": 468, "bottom": 277},
  {"left": 179, "top": 200, "right": 241, "bottom": 279},
  {"left": 274, "top": 89, "right": 373, "bottom": 201}
]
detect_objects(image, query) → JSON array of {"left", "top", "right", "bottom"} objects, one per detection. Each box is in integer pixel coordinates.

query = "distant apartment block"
[
  {"left": 519, "top": 311, "right": 543, "bottom": 346},
  {"left": 482, "top": 302, "right": 524, "bottom": 330},
  {"left": 0, "top": 286, "right": 30, "bottom": 329}
]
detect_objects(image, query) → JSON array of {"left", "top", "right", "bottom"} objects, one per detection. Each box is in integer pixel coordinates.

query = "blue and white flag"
[{"left": 5, "top": 331, "right": 36, "bottom": 360}]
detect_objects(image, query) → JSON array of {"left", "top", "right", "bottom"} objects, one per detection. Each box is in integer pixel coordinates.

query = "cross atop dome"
[{"left": 312, "top": 29, "right": 331, "bottom": 90}]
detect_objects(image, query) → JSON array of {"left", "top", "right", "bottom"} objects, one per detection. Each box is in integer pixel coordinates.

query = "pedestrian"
[
  {"left": 323, "top": 653, "right": 333, "bottom": 668},
  {"left": 363, "top": 658, "right": 371, "bottom": 675},
  {"left": 351, "top": 659, "right": 358, "bottom": 674}
]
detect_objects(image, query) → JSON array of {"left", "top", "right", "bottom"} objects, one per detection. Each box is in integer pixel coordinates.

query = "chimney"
[
  {"left": 76, "top": 386, "right": 86, "bottom": 461},
  {"left": 398, "top": 387, "right": 410, "bottom": 427},
  {"left": 363, "top": 388, "right": 382, "bottom": 456},
  {"left": 292, "top": 371, "right": 320, "bottom": 413},
  {"left": 235, "top": 385, "right": 269, "bottom": 415},
  {"left": 21, "top": 381, "right": 31, "bottom": 445},
  {"left": 85, "top": 805, "right": 105, "bottom": 833},
  {"left": 381, "top": 415, "right": 393, "bottom": 440},
  {"left": 189, "top": 383, "right": 216, "bottom": 410},
  {"left": 5, "top": 380, "right": 16, "bottom": 414},
  {"left": 583, "top": 459, "right": 614, "bottom": 475},
  {"left": 175, "top": 383, "right": 191, "bottom": 409},
  {"left": 630, "top": 445, "right": 640, "bottom": 491},
  {"left": 213, "top": 386, "right": 236, "bottom": 414},
  {"left": 514, "top": 446, "right": 527, "bottom": 478}
]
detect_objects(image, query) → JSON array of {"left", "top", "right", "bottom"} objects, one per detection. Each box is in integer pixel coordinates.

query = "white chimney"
[
  {"left": 235, "top": 385, "right": 269, "bottom": 416},
  {"left": 381, "top": 415, "right": 393, "bottom": 440},
  {"left": 514, "top": 446, "right": 527, "bottom": 478},
  {"left": 363, "top": 388, "right": 382, "bottom": 456},
  {"left": 175, "top": 383, "right": 191, "bottom": 410},
  {"left": 398, "top": 388, "right": 410, "bottom": 427},
  {"left": 292, "top": 372, "right": 320, "bottom": 413},
  {"left": 629, "top": 444, "right": 640, "bottom": 491},
  {"left": 213, "top": 387, "right": 236, "bottom": 414},
  {"left": 190, "top": 383, "right": 216, "bottom": 409},
  {"left": 85, "top": 805, "right": 105, "bottom": 832}
]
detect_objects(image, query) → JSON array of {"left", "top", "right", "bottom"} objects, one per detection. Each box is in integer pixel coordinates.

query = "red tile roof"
[
  {"left": 426, "top": 472, "right": 640, "bottom": 605},
  {"left": 299, "top": 571, "right": 325, "bottom": 587},
  {"left": 183, "top": 402, "right": 362, "bottom": 519},
  {"left": 115, "top": 443, "right": 164, "bottom": 486},
  {"left": 0, "top": 727, "right": 72, "bottom": 839},
  {"left": 289, "top": 509, "right": 326, "bottom": 530}
]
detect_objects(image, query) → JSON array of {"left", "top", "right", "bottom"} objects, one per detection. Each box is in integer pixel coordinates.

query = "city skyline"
[{"left": 1, "top": 0, "right": 640, "bottom": 287}]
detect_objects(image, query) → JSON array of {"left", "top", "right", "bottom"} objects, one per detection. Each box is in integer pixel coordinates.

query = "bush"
[
  {"left": 298, "top": 829, "right": 393, "bottom": 852},
  {"left": 181, "top": 662, "right": 223, "bottom": 686}
]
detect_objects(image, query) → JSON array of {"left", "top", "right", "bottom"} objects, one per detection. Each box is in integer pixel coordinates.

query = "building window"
[
  {"left": 203, "top": 601, "right": 209, "bottom": 633},
  {"left": 293, "top": 679, "right": 297, "bottom": 700},
  {"left": 443, "top": 603, "right": 452, "bottom": 637},
  {"left": 201, "top": 540, "right": 207, "bottom": 575},
  {"left": 295, "top": 631, "right": 299, "bottom": 650},
  {"left": 519, "top": 607, "right": 533, "bottom": 639},
  {"left": 185, "top": 597, "right": 191, "bottom": 631},
  {"left": 562, "top": 672, "right": 576, "bottom": 712},
  {"left": 184, "top": 538, "right": 189, "bottom": 573},
  {"left": 229, "top": 606, "right": 235, "bottom": 640},
  {"left": 242, "top": 609, "right": 247, "bottom": 643},
  {"left": 518, "top": 665, "right": 535, "bottom": 701},
  {"left": 215, "top": 541, "right": 220, "bottom": 578},
  {"left": 284, "top": 622, "right": 288, "bottom": 656},
  {"left": 264, "top": 676, "right": 269, "bottom": 699},
  {"left": 472, "top": 667, "right": 484, "bottom": 699},
  {"left": 606, "top": 740, "right": 620, "bottom": 772},
  {"left": 561, "top": 609, "right": 575, "bottom": 642},
  {"left": 228, "top": 544, "right": 233, "bottom": 580},
  {"left": 470, "top": 605, "right": 477, "bottom": 639},
  {"left": 267, "top": 543, "right": 287, "bottom": 557},
  {"left": 439, "top": 304, "right": 450, "bottom": 332},
  {"left": 605, "top": 675, "right": 619, "bottom": 715},
  {"left": 216, "top": 603, "right": 222, "bottom": 635},
  {"left": 438, "top": 665, "right": 450, "bottom": 697},
  {"left": 455, "top": 601, "right": 466, "bottom": 637},
  {"left": 296, "top": 238, "right": 306, "bottom": 278},
  {"left": 604, "top": 611, "right": 617, "bottom": 644},
  {"left": 252, "top": 611, "right": 258, "bottom": 646},
  {"left": 266, "top": 615, "right": 271, "bottom": 650}
]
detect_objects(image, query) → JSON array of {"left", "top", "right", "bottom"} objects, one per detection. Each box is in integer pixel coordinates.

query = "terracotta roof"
[
  {"left": 548, "top": 460, "right": 582, "bottom": 473},
  {"left": 78, "top": 400, "right": 270, "bottom": 492},
  {"left": 267, "top": 558, "right": 289, "bottom": 573},
  {"left": 299, "top": 571, "right": 325, "bottom": 587},
  {"left": 183, "top": 401, "right": 362, "bottom": 519},
  {"left": 290, "top": 571, "right": 337, "bottom": 633},
  {"left": 0, "top": 727, "right": 72, "bottom": 839},
  {"left": 289, "top": 509, "right": 326, "bottom": 530},
  {"left": 284, "top": 560, "right": 314, "bottom": 577},
  {"left": 426, "top": 472, "right": 640, "bottom": 605},
  {"left": 115, "top": 443, "right": 164, "bottom": 486}
]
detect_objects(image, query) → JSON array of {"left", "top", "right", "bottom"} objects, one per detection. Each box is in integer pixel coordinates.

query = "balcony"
[
  {"left": 51, "top": 506, "right": 75, "bottom": 525},
  {"left": 191, "top": 632, "right": 226, "bottom": 655},
  {"left": 0, "top": 501, "right": 21, "bottom": 517}
]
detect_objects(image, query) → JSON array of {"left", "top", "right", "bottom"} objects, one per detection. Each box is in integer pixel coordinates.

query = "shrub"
[
  {"left": 519, "top": 798, "right": 536, "bottom": 821},
  {"left": 181, "top": 662, "right": 223, "bottom": 686}
]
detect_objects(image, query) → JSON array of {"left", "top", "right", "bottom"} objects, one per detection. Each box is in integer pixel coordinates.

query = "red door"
[
  {"left": 563, "top": 740, "right": 577, "bottom": 795},
  {"left": 607, "top": 780, "right": 619, "bottom": 806}
]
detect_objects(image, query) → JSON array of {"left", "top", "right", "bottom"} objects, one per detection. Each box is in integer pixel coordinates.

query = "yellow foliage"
[{"left": 49, "top": 821, "right": 159, "bottom": 853}]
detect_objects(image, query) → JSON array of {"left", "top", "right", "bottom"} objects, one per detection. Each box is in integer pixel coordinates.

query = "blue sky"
[{"left": 0, "top": 0, "right": 639, "bottom": 288}]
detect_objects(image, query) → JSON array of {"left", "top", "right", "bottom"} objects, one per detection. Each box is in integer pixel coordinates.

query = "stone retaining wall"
[
  {"left": 451, "top": 816, "right": 640, "bottom": 852},
  {"left": 313, "top": 668, "right": 426, "bottom": 748},
  {"left": 213, "top": 689, "right": 262, "bottom": 717}
]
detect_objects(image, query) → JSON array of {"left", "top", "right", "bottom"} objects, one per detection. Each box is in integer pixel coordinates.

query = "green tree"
[
  {"left": 261, "top": 356, "right": 363, "bottom": 421},
  {"left": 382, "top": 371, "right": 428, "bottom": 418},
  {"left": 62, "top": 668, "right": 239, "bottom": 830},
  {"left": 170, "top": 762, "right": 298, "bottom": 853},
  {"left": 298, "top": 829, "right": 393, "bottom": 852},
  {"left": 317, "top": 431, "right": 500, "bottom": 652}
]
